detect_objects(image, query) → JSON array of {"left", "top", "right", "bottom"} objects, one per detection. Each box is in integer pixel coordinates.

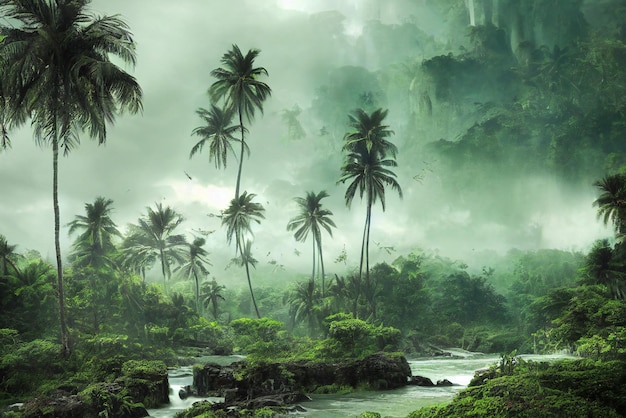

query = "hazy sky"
[{"left": 0, "top": 0, "right": 610, "bottom": 286}]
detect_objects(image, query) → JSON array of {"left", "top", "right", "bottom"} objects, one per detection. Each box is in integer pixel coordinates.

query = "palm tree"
[
  {"left": 327, "top": 274, "right": 361, "bottom": 316},
  {"left": 343, "top": 108, "right": 398, "bottom": 158},
  {"left": 287, "top": 191, "right": 336, "bottom": 296},
  {"left": 281, "top": 104, "right": 305, "bottom": 140},
  {"left": 0, "top": 0, "right": 142, "bottom": 356},
  {"left": 0, "top": 234, "right": 19, "bottom": 276},
  {"left": 593, "top": 174, "right": 626, "bottom": 240},
  {"left": 190, "top": 104, "right": 244, "bottom": 169},
  {"left": 338, "top": 108, "right": 402, "bottom": 318},
  {"left": 118, "top": 225, "right": 158, "bottom": 282},
  {"left": 67, "top": 197, "right": 121, "bottom": 270},
  {"left": 12, "top": 259, "right": 57, "bottom": 334},
  {"left": 127, "top": 203, "right": 186, "bottom": 293},
  {"left": 175, "top": 237, "right": 211, "bottom": 313},
  {"left": 209, "top": 44, "right": 271, "bottom": 198},
  {"left": 169, "top": 292, "right": 194, "bottom": 332},
  {"left": 222, "top": 191, "right": 265, "bottom": 318},
  {"left": 201, "top": 278, "right": 226, "bottom": 320},
  {"left": 285, "top": 279, "right": 321, "bottom": 336},
  {"left": 583, "top": 239, "right": 626, "bottom": 300}
]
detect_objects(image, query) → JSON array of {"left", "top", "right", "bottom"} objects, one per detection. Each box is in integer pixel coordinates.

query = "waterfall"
[{"left": 466, "top": 0, "right": 476, "bottom": 26}]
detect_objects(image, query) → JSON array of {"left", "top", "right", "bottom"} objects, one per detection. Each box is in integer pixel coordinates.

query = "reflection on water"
[{"left": 147, "top": 352, "right": 576, "bottom": 418}]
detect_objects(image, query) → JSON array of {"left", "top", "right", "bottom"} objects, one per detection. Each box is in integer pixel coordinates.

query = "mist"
[{"left": 0, "top": 0, "right": 613, "bottom": 288}]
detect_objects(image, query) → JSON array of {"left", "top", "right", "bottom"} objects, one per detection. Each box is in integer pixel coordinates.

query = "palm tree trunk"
[
  {"left": 365, "top": 200, "right": 375, "bottom": 320},
  {"left": 238, "top": 238, "right": 260, "bottom": 318},
  {"left": 318, "top": 239, "right": 326, "bottom": 297},
  {"left": 159, "top": 247, "right": 167, "bottom": 294},
  {"left": 193, "top": 270, "right": 200, "bottom": 314},
  {"left": 311, "top": 238, "right": 316, "bottom": 283},
  {"left": 353, "top": 211, "right": 368, "bottom": 319},
  {"left": 235, "top": 109, "right": 245, "bottom": 199},
  {"left": 211, "top": 295, "right": 219, "bottom": 319},
  {"left": 53, "top": 137, "right": 71, "bottom": 358}
]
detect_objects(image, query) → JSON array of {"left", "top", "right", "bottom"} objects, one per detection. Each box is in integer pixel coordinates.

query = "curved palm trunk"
[
  {"left": 353, "top": 207, "right": 369, "bottom": 318},
  {"left": 317, "top": 239, "right": 326, "bottom": 297},
  {"left": 237, "top": 238, "right": 260, "bottom": 318},
  {"left": 235, "top": 110, "right": 245, "bottom": 199},
  {"left": 53, "top": 137, "right": 71, "bottom": 358}
]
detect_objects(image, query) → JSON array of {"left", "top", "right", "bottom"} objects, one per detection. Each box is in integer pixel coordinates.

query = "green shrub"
[
  {"left": 230, "top": 317, "right": 290, "bottom": 359},
  {"left": 324, "top": 313, "right": 401, "bottom": 359},
  {"left": 359, "top": 412, "right": 382, "bottom": 418}
]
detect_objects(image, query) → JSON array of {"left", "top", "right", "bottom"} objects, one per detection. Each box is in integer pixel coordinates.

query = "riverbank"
[{"left": 148, "top": 351, "right": 580, "bottom": 417}]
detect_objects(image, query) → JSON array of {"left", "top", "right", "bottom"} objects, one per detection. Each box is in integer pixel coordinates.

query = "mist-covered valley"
[{"left": 2, "top": 0, "right": 626, "bottom": 417}]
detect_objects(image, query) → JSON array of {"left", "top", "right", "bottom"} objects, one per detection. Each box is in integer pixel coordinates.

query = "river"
[{"left": 147, "top": 350, "right": 575, "bottom": 418}]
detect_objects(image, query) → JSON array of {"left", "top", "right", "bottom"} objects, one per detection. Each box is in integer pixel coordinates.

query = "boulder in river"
[
  {"left": 409, "top": 375, "right": 435, "bottom": 386},
  {"left": 436, "top": 379, "right": 455, "bottom": 386}
]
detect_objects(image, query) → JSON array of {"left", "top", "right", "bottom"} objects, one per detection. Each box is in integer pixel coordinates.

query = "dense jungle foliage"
[{"left": 3, "top": 0, "right": 626, "bottom": 416}]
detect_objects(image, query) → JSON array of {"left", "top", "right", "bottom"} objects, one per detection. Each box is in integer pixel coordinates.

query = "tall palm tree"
[
  {"left": 175, "top": 237, "right": 211, "bottom": 313},
  {"left": 339, "top": 108, "right": 402, "bottom": 319},
  {"left": 127, "top": 203, "right": 186, "bottom": 293},
  {"left": 209, "top": 44, "right": 271, "bottom": 198},
  {"left": 287, "top": 191, "right": 336, "bottom": 296},
  {"left": 201, "top": 278, "right": 225, "bottom": 320},
  {"left": 0, "top": 0, "right": 142, "bottom": 357},
  {"left": 67, "top": 197, "right": 121, "bottom": 270},
  {"left": 190, "top": 104, "right": 244, "bottom": 169},
  {"left": 222, "top": 191, "right": 265, "bottom": 318},
  {"left": 593, "top": 174, "right": 626, "bottom": 240}
]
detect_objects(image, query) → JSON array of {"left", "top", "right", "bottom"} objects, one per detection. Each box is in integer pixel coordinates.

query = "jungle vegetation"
[{"left": 2, "top": 0, "right": 626, "bottom": 416}]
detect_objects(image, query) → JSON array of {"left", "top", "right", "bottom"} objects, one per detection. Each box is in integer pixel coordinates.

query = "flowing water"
[{"left": 147, "top": 351, "right": 575, "bottom": 418}]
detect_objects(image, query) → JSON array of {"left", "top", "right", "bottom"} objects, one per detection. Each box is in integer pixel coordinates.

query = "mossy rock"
[
  {"left": 79, "top": 383, "right": 148, "bottom": 417},
  {"left": 408, "top": 372, "right": 621, "bottom": 418},
  {"left": 117, "top": 360, "right": 169, "bottom": 408}
]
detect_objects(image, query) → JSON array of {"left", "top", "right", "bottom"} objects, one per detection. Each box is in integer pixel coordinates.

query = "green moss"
[
  {"left": 174, "top": 400, "right": 214, "bottom": 418},
  {"left": 408, "top": 361, "right": 624, "bottom": 418},
  {"left": 311, "top": 384, "right": 354, "bottom": 394},
  {"left": 121, "top": 359, "right": 167, "bottom": 379}
]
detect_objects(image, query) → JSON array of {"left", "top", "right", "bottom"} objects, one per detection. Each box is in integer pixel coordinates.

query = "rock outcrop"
[{"left": 193, "top": 352, "right": 412, "bottom": 404}]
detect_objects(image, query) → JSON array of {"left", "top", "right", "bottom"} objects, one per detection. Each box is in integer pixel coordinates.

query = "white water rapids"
[{"left": 147, "top": 351, "right": 576, "bottom": 417}]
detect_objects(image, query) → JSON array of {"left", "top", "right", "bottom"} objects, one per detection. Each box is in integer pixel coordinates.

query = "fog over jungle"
[{"left": 0, "top": 0, "right": 613, "bottom": 287}]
